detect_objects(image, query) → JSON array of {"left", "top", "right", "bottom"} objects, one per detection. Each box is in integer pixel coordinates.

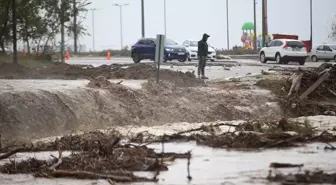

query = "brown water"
[{"left": 1, "top": 142, "right": 336, "bottom": 185}]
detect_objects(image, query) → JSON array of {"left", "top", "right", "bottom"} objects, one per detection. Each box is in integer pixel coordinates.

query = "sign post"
[{"left": 155, "top": 34, "right": 165, "bottom": 83}]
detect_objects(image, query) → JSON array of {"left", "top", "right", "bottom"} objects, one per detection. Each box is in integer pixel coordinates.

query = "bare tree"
[{"left": 330, "top": 17, "right": 336, "bottom": 40}]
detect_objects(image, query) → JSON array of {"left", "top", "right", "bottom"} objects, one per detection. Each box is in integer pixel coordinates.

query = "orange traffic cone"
[
  {"left": 65, "top": 50, "right": 70, "bottom": 60},
  {"left": 106, "top": 51, "right": 111, "bottom": 60}
]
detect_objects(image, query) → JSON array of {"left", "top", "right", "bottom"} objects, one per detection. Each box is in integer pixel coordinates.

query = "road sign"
[{"left": 155, "top": 34, "right": 165, "bottom": 83}]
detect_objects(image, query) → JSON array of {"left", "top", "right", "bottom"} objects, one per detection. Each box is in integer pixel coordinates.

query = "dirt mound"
[
  {"left": 109, "top": 64, "right": 203, "bottom": 86},
  {"left": 0, "top": 63, "right": 202, "bottom": 85},
  {"left": 0, "top": 63, "right": 30, "bottom": 78}
]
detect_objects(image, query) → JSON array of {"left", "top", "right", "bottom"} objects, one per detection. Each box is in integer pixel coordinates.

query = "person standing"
[{"left": 197, "top": 33, "right": 210, "bottom": 79}]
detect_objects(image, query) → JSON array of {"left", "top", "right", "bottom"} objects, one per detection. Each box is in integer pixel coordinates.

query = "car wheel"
[
  {"left": 188, "top": 58, "right": 191, "bottom": 62},
  {"left": 132, "top": 52, "right": 141, "bottom": 63},
  {"left": 210, "top": 59, "right": 215, "bottom": 62},
  {"left": 298, "top": 60, "right": 305, "bottom": 65},
  {"left": 275, "top": 53, "right": 282, "bottom": 64},
  {"left": 311, "top": 55, "right": 318, "bottom": 62},
  {"left": 260, "top": 52, "right": 267, "bottom": 63},
  {"left": 178, "top": 59, "right": 186, "bottom": 62}
]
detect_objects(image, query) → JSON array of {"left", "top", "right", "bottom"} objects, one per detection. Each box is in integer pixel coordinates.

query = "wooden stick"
[
  {"left": 176, "top": 123, "right": 239, "bottom": 135},
  {"left": 50, "top": 170, "right": 133, "bottom": 182},
  {"left": 0, "top": 148, "right": 22, "bottom": 160},
  {"left": 299, "top": 71, "right": 330, "bottom": 100},
  {"left": 288, "top": 73, "right": 303, "bottom": 97}
]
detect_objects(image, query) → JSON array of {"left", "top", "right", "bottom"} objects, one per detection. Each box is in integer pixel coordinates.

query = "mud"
[
  {"left": 0, "top": 77, "right": 282, "bottom": 142},
  {"left": 0, "top": 63, "right": 202, "bottom": 86}
]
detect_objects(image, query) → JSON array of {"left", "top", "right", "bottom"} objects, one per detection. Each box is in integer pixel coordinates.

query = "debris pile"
[
  {"left": 268, "top": 169, "right": 336, "bottom": 184},
  {"left": 132, "top": 119, "right": 336, "bottom": 149},
  {"left": 0, "top": 131, "right": 191, "bottom": 182}
]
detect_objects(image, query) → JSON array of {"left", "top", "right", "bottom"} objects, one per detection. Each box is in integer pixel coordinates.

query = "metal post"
[
  {"left": 141, "top": 0, "right": 145, "bottom": 37},
  {"left": 120, "top": 6, "right": 123, "bottom": 49},
  {"left": 226, "top": 0, "right": 229, "bottom": 50},
  {"left": 12, "top": 0, "right": 18, "bottom": 64},
  {"left": 91, "top": 9, "right": 95, "bottom": 51},
  {"left": 61, "top": 0, "right": 65, "bottom": 63},
  {"left": 253, "top": 0, "right": 257, "bottom": 52},
  {"left": 310, "top": 0, "right": 313, "bottom": 47},
  {"left": 73, "top": 0, "right": 77, "bottom": 53},
  {"left": 164, "top": 0, "right": 167, "bottom": 36},
  {"left": 113, "top": 3, "right": 128, "bottom": 50},
  {"left": 261, "top": 0, "right": 265, "bottom": 47}
]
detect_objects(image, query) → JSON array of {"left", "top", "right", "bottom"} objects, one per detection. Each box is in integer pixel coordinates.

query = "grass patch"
[{"left": 0, "top": 54, "right": 53, "bottom": 68}]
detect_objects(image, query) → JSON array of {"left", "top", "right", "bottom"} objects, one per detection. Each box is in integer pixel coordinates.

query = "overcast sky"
[{"left": 75, "top": 0, "right": 336, "bottom": 50}]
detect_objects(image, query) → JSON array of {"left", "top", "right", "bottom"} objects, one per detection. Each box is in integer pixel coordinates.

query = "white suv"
[
  {"left": 182, "top": 40, "right": 216, "bottom": 62},
  {"left": 259, "top": 39, "right": 308, "bottom": 65}
]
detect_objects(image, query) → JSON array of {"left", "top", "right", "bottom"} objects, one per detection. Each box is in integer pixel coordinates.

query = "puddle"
[
  {"left": 160, "top": 65, "right": 269, "bottom": 80},
  {"left": 1, "top": 142, "right": 336, "bottom": 185}
]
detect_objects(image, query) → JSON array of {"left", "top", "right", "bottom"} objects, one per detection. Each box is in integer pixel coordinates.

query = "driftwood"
[
  {"left": 299, "top": 70, "right": 330, "bottom": 100},
  {"left": 176, "top": 123, "right": 239, "bottom": 135},
  {"left": 50, "top": 170, "right": 134, "bottom": 182},
  {"left": 48, "top": 147, "right": 63, "bottom": 171},
  {"left": 288, "top": 72, "right": 303, "bottom": 97},
  {"left": 0, "top": 148, "right": 22, "bottom": 160},
  {"left": 269, "top": 162, "right": 304, "bottom": 168}
]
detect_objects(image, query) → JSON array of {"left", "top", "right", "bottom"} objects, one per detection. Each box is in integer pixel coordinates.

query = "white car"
[
  {"left": 310, "top": 44, "right": 336, "bottom": 62},
  {"left": 259, "top": 39, "right": 308, "bottom": 65},
  {"left": 182, "top": 40, "right": 216, "bottom": 62}
]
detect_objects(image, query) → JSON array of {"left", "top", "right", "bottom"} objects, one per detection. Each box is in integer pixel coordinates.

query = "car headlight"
[{"left": 165, "top": 48, "right": 173, "bottom": 52}]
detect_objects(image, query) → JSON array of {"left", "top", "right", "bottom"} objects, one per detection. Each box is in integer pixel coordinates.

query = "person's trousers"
[{"left": 198, "top": 56, "right": 207, "bottom": 76}]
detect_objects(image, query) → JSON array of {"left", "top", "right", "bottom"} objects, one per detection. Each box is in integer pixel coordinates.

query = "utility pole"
[
  {"left": 12, "top": 0, "right": 18, "bottom": 64},
  {"left": 60, "top": 0, "right": 65, "bottom": 63},
  {"left": 261, "top": 0, "right": 265, "bottom": 47},
  {"left": 141, "top": 0, "right": 145, "bottom": 37},
  {"left": 113, "top": 3, "right": 129, "bottom": 49},
  {"left": 90, "top": 8, "right": 100, "bottom": 51},
  {"left": 310, "top": 0, "right": 313, "bottom": 47},
  {"left": 253, "top": 0, "right": 257, "bottom": 52},
  {"left": 164, "top": 0, "right": 167, "bottom": 36},
  {"left": 73, "top": 0, "right": 77, "bottom": 53},
  {"left": 226, "top": 0, "right": 229, "bottom": 50}
]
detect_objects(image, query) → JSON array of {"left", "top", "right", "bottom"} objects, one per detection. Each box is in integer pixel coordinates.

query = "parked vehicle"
[
  {"left": 259, "top": 39, "right": 308, "bottom": 65},
  {"left": 310, "top": 44, "right": 336, "bottom": 62},
  {"left": 182, "top": 40, "right": 216, "bottom": 62},
  {"left": 131, "top": 38, "right": 188, "bottom": 63}
]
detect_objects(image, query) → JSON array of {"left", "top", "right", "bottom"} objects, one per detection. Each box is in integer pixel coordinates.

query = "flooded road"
[{"left": 1, "top": 142, "right": 336, "bottom": 185}]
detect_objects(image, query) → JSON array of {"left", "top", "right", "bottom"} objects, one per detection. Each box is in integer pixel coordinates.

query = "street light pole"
[
  {"left": 141, "top": 0, "right": 145, "bottom": 37},
  {"left": 90, "top": 8, "right": 100, "bottom": 51},
  {"left": 113, "top": 3, "right": 129, "bottom": 49},
  {"left": 226, "top": 0, "right": 229, "bottom": 50},
  {"left": 164, "top": 0, "right": 167, "bottom": 36},
  {"left": 253, "top": 0, "right": 257, "bottom": 52},
  {"left": 310, "top": 0, "right": 313, "bottom": 47}
]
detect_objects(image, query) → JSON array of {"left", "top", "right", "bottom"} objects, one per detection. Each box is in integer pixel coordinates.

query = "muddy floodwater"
[{"left": 1, "top": 142, "right": 336, "bottom": 185}]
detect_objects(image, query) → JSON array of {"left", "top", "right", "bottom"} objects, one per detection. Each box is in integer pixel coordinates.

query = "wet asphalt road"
[{"left": 66, "top": 57, "right": 333, "bottom": 68}]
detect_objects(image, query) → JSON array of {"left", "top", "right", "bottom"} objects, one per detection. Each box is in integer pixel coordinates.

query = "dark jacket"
[{"left": 198, "top": 35, "right": 209, "bottom": 57}]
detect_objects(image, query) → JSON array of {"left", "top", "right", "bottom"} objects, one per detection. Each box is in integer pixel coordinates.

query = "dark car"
[{"left": 131, "top": 37, "right": 188, "bottom": 63}]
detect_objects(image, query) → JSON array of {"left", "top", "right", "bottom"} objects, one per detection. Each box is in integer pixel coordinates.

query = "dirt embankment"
[
  {"left": 0, "top": 63, "right": 200, "bottom": 86},
  {"left": 0, "top": 75, "right": 281, "bottom": 142}
]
